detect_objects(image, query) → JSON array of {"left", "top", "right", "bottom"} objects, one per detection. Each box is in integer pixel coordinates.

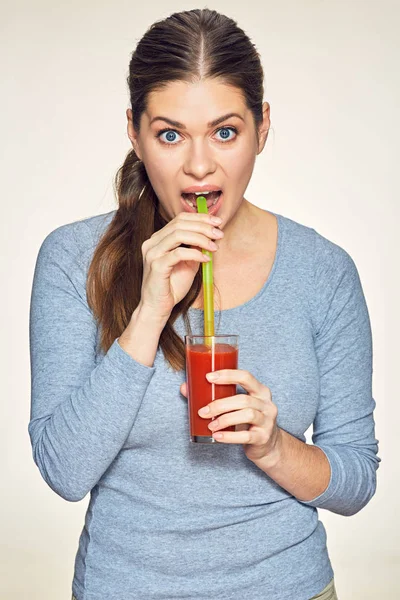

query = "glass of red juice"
[{"left": 184, "top": 335, "right": 239, "bottom": 443}]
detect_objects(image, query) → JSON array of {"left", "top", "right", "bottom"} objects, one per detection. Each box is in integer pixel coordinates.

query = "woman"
[{"left": 29, "top": 9, "right": 380, "bottom": 600}]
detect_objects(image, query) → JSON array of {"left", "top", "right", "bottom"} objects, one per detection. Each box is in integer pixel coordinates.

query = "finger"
[
  {"left": 151, "top": 247, "right": 210, "bottom": 274},
  {"left": 206, "top": 369, "right": 268, "bottom": 398},
  {"left": 180, "top": 382, "right": 187, "bottom": 397},
  {"left": 211, "top": 428, "right": 264, "bottom": 445},
  {"left": 208, "top": 407, "right": 266, "bottom": 432},
  {"left": 146, "top": 229, "right": 219, "bottom": 264},
  {"left": 198, "top": 394, "right": 267, "bottom": 419},
  {"left": 148, "top": 216, "right": 223, "bottom": 249}
]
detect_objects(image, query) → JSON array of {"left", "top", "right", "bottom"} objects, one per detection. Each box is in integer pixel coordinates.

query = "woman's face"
[{"left": 127, "top": 78, "right": 269, "bottom": 226}]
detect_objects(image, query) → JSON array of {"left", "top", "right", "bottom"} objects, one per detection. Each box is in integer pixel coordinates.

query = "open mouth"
[{"left": 181, "top": 190, "right": 222, "bottom": 210}]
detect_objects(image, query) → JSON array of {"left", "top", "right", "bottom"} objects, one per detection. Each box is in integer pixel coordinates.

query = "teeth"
[{"left": 194, "top": 191, "right": 210, "bottom": 195}]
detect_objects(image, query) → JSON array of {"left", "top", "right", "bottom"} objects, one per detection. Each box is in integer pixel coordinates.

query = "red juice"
[{"left": 185, "top": 342, "right": 239, "bottom": 441}]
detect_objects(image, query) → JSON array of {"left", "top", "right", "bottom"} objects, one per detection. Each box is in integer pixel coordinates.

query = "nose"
[{"left": 183, "top": 139, "right": 217, "bottom": 179}]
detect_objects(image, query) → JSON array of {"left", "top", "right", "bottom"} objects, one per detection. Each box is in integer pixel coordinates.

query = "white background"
[{"left": 1, "top": 1, "right": 398, "bottom": 598}]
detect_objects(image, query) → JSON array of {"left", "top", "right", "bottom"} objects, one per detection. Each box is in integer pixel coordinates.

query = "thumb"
[{"left": 180, "top": 381, "right": 188, "bottom": 398}]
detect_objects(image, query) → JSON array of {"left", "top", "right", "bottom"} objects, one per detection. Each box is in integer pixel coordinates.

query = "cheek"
[
  {"left": 226, "top": 148, "right": 256, "bottom": 186},
  {"left": 140, "top": 152, "right": 179, "bottom": 218},
  {"left": 142, "top": 154, "right": 173, "bottom": 192}
]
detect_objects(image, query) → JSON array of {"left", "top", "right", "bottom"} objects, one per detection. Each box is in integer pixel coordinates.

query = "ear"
[
  {"left": 257, "top": 102, "right": 270, "bottom": 155},
  {"left": 126, "top": 108, "right": 143, "bottom": 160}
]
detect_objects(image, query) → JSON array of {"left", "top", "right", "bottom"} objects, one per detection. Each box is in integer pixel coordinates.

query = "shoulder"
[
  {"left": 79, "top": 210, "right": 117, "bottom": 248},
  {"left": 276, "top": 212, "right": 363, "bottom": 332},
  {"left": 36, "top": 210, "right": 117, "bottom": 271},
  {"left": 277, "top": 212, "right": 357, "bottom": 278}
]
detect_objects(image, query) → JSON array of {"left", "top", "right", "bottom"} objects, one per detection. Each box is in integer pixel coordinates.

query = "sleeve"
[
  {"left": 28, "top": 221, "right": 156, "bottom": 502},
  {"left": 299, "top": 234, "right": 381, "bottom": 516}
]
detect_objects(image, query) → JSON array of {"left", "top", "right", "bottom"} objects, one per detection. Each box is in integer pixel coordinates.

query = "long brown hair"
[{"left": 87, "top": 8, "right": 265, "bottom": 371}]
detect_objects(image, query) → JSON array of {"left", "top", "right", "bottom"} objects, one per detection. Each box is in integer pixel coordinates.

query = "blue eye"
[
  {"left": 157, "top": 130, "right": 181, "bottom": 144},
  {"left": 216, "top": 127, "right": 237, "bottom": 142}
]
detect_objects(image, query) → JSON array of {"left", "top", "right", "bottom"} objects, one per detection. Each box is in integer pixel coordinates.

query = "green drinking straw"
[{"left": 196, "top": 196, "right": 215, "bottom": 338}]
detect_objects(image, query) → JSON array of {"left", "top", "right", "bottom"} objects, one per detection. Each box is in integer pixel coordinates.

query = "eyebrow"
[{"left": 149, "top": 112, "right": 245, "bottom": 129}]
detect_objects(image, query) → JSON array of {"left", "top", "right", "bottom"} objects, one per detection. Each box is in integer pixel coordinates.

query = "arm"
[
  {"left": 252, "top": 429, "right": 331, "bottom": 503},
  {"left": 29, "top": 222, "right": 165, "bottom": 502},
  {"left": 255, "top": 239, "right": 380, "bottom": 515}
]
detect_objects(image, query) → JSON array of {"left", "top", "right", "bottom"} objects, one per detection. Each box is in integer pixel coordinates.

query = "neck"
[{"left": 213, "top": 199, "right": 258, "bottom": 266}]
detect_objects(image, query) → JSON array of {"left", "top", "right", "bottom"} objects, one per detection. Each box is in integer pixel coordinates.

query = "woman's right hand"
[{"left": 139, "top": 212, "right": 224, "bottom": 321}]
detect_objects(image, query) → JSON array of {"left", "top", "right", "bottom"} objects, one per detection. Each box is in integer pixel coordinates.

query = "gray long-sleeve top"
[{"left": 29, "top": 210, "right": 380, "bottom": 600}]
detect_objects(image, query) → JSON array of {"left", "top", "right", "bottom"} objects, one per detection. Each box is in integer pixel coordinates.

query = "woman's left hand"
[{"left": 180, "top": 369, "right": 282, "bottom": 464}]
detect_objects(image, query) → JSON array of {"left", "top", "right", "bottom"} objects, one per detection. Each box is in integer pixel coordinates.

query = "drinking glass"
[{"left": 185, "top": 335, "right": 239, "bottom": 443}]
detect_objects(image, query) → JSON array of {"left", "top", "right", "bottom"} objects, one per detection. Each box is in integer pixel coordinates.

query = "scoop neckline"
[{"left": 188, "top": 211, "right": 284, "bottom": 315}]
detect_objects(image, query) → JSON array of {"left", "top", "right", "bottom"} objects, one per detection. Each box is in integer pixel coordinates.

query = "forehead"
[{"left": 144, "top": 79, "right": 248, "bottom": 126}]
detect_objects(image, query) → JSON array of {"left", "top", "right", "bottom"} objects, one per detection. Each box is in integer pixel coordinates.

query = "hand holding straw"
[{"left": 196, "top": 196, "right": 215, "bottom": 339}]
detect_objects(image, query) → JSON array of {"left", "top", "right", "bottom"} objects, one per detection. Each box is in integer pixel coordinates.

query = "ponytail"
[{"left": 86, "top": 148, "right": 202, "bottom": 371}]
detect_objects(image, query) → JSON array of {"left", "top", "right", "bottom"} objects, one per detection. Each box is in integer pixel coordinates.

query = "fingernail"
[
  {"left": 199, "top": 406, "right": 210, "bottom": 415},
  {"left": 212, "top": 228, "right": 224, "bottom": 238},
  {"left": 210, "top": 216, "right": 222, "bottom": 224},
  {"left": 206, "top": 372, "right": 219, "bottom": 380}
]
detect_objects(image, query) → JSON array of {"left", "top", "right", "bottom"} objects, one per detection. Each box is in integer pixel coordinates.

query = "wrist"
[
  {"left": 118, "top": 303, "right": 167, "bottom": 368},
  {"left": 134, "top": 302, "right": 169, "bottom": 329},
  {"left": 252, "top": 427, "right": 285, "bottom": 472}
]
